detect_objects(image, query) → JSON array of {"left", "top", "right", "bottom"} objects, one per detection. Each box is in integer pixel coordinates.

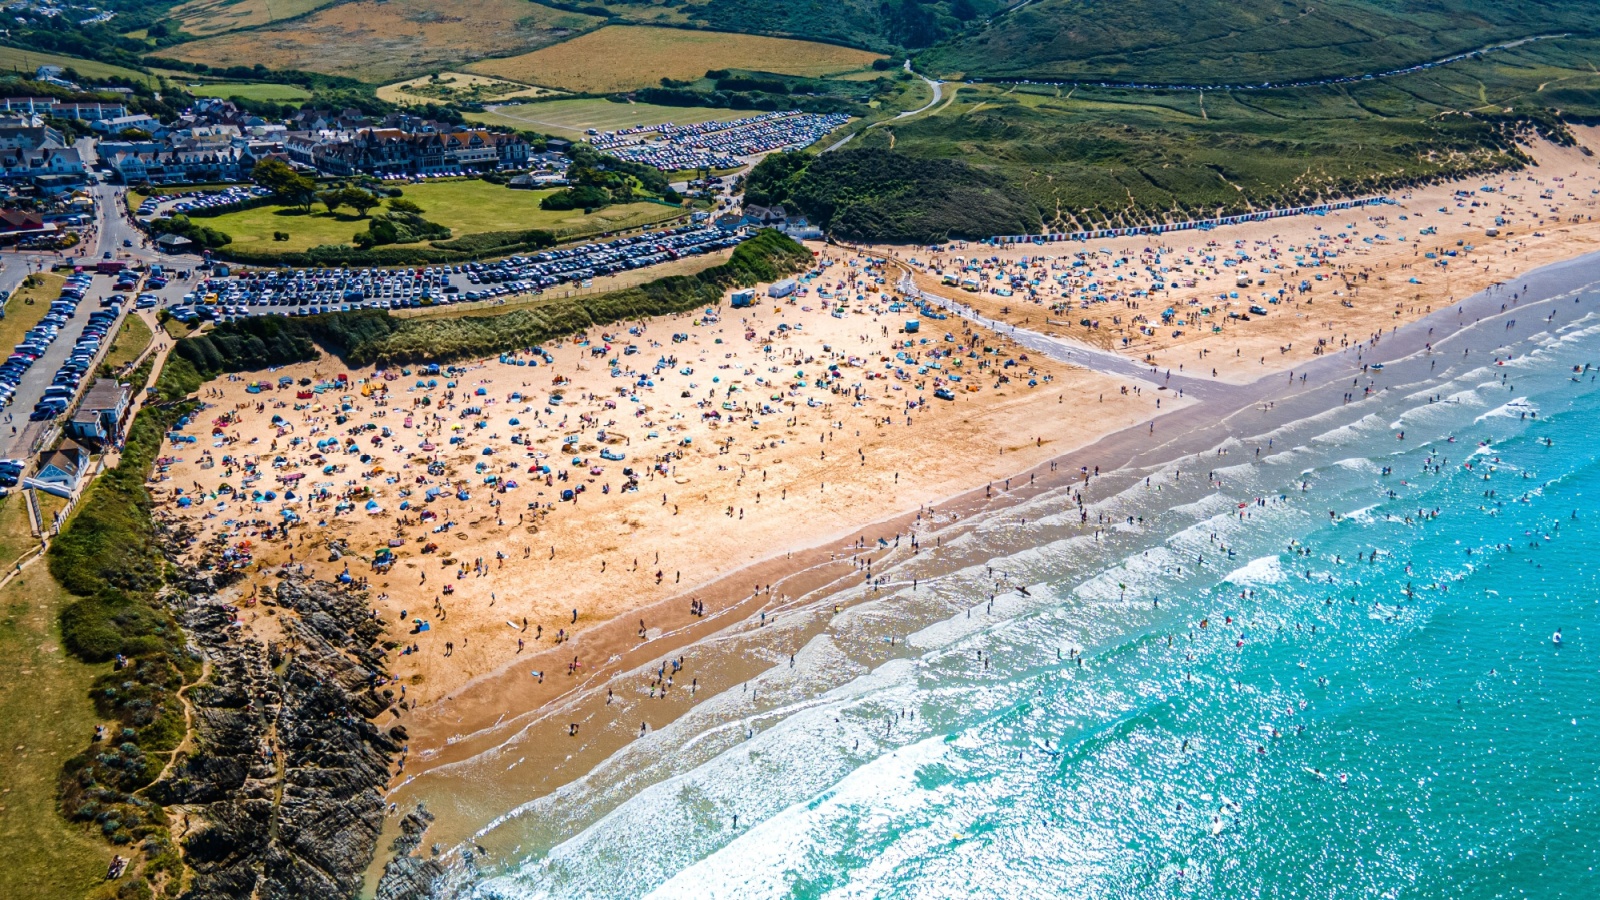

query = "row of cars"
[
  {"left": 133, "top": 186, "right": 272, "bottom": 219},
  {"left": 1, "top": 274, "right": 118, "bottom": 422},
  {"left": 166, "top": 226, "right": 748, "bottom": 323},
  {"left": 460, "top": 226, "right": 744, "bottom": 296}
]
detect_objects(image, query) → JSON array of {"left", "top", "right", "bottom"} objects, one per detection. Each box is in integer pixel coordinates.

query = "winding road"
[{"left": 822, "top": 61, "right": 944, "bottom": 153}]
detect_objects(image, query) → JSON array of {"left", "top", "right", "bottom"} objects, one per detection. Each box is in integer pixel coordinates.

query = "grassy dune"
[
  {"left": 757, "top": 35, "right": 1600, "bottom": 241},
  {"left": 919, "top": 0, "right": 1599, "bottom": 84}
]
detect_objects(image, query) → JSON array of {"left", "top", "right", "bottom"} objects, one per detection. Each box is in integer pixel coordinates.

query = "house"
[
  {"left": 300, "top": 126, "right": 530, "bottom": 176},
  {"left": 0, "top": 144, "right": 84, "bottom": 183},
  {"left": 91, "top": 113, "right": 161, "bottom": 135},
  {"left": 0, "top": 124, "right": 66, "bottom": 152},
  {"left": 742, "top": 204, "right": 789, "bottom": 228},
  {"left": 155, "top": 233, "right": 193, "bottom": 251},
  {"left": 0, "top": 208, "right": 45, "bottom": 232},
  {"left": 26, "top": 440, "right": 86, "bottom": 497},
  {"left": 54, "top": 102, "right": 128, "bottom": 122},
  {"left": 106, "top": 144, "right": 254, "bottom": 185},
  {"left": 783, "top": 217, "right": 823, "bottom": 240},
  {"left": 66, "top": 380, "right": 131, "bottom": 445}
]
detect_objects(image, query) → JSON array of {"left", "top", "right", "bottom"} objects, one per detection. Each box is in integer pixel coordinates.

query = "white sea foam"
[{"left": 1223, "top": 556, "right": 1285, "bottom": 585}]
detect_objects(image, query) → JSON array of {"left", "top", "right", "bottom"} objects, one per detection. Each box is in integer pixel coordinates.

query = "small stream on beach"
[{"left": 413, "top": 254, "right": 1600, "bottom": 899}]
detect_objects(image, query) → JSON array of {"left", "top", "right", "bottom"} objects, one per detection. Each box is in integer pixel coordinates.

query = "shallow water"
[{"left": 430, "top": 270, "right": 1600, "bottom": 899}]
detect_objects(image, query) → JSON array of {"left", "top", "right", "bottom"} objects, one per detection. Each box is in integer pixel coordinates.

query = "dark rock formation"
[
  {"left": 375, "top": 805, "right": 447, "bottom": 900},
  {"left": 153, "top": 578, "right": 400, "bottom": 899}
]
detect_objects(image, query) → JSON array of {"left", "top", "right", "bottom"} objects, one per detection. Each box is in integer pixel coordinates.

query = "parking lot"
[
  {"left": 596, "top": 111, "right": 852, "bottom": 171},
  {"left": 166, "top": 225, "right": 748, "bottom": 323},
  {"left": 0, "top": 269, "right": 133, "bottom": 461}
]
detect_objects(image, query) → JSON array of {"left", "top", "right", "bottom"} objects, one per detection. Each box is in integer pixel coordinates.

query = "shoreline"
[
  {"left": 366, "top": 235, "right": 1600, "bottom": 884},
  {"left": 132, "top": 132, "right": 1600, "bottom": 893},
  {"left": 367, "top": 231, "right": 1600, "bottom": 892}
]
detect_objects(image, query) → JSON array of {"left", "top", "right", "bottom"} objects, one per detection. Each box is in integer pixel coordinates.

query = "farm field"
[
  {"left": 466, "top": 25, "right": 883, "bottom": 93},
  {"left": 0, "top": 46, "right": 147, "bottom": 82},
  {"left": 186, "top": 81, "right": 313, "bottom": 101},
  {"left": 161, "top": 0, "right": 602, "bottom": 84},
  {"left": 204, "top": 179, "right": 684, "bottom": 253},
  {"left": 467, "top": 97, "right": 746, "bottom": 140},
  {"left": 172, "top": 0, "right": 338, "bottom": 37},
  {"left": 377, "top": 72, "right": 558, "bottom": 106}
]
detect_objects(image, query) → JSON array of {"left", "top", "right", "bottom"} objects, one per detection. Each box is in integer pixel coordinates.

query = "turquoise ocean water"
[{"left": 447, "top": 273, "right": 1600, "bottom": 899}]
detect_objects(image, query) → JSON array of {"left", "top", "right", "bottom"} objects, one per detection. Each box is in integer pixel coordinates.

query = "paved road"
[
  {"left": 823, "top": 61, "right": 944, "bottom": 153},
  {"left": 0, "top": 181, "right": 146, "bottom": 459}
]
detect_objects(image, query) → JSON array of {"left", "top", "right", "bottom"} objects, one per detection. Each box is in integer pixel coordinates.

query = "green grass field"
[
  {"left": 205, "top": 179, "right": 684, "bottom": 253},
  {"left": 0, "top": 500, "right": 112, "bottom": 900},
  {"left": 467, "top": 97, "right": 747, "bottom": 140},
  {"left": 0, "top": 46, "right": 148, "bottom": 82},
  {"left": 1, "top": 274, "right": 64, "bottom": 354},
  {"left": 186, "top": 81, "right": 313, "bottom": 102},
  {"left": 103, "top": 315, "right": 153, "bottom": 374}
]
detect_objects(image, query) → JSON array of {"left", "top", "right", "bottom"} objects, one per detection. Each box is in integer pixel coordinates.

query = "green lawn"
[
  {"left": 185, "top": 81, "right": 313, "bottom": 102},
  {"left": 0, "top": 46, "right": 149, "bottom": 82},
  {"left": 0, "top": 525, "right": 112, "bottom": 900},
  {"left": 205, "top": 180, "right": 685, "bottom": 253},
  {"left": 1, "top": 273, "right": 64, "bottom": 353},
  {"left": 102, "top": 315, "right": 153, "bottom": 374},
  {"left": 160, "top": 316, "right": 194, "bottom": 340},
  {"left": 467, "top": 97, "right": 746, "bottom": 141}
]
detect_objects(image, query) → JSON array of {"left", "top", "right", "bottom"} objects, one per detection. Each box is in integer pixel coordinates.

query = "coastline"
[
  {"left": 130, "top": 132, "right": 1600, "bottom": 895},
  {"left": 365, "top": 230, "right": 1600, "bottom": 888}
]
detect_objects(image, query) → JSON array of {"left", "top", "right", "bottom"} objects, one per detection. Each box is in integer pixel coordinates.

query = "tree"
[
  {"left": 388, "top": 197, "right": 424, "bottom": 215},
  {"left": 318, "top": 190, "right": 346, "bottom": 215},
  {"left": 252, "top": 158, "right": 317, "bottom": 213},
  {"left": 344, "top": 188, "right": 381, "bottom": 218}
]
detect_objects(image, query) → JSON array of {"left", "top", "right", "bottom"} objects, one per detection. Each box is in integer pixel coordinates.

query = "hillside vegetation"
[
  {"left": 919, "top": 0, "right": 1598, "bottom": 84},
  {"left": 542, "top": 0, "right": 1007, "bottom": 52},
  {"left": 753, "top": 36, "right": 1600, "bottom": 241}
]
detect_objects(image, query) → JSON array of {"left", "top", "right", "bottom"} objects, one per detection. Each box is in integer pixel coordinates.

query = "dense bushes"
[
  {"left": 429, "top": 227, "right": 557, "bottom": 257},
  {"left": 51, "top": 389, "right": 200, "bottom": 862},
  {"left": 147, "top": 214, "right": 232, "bottom": 249},
  {"left": 746, "top": 148, "right": 1041, "bottom": 242},
  {"left": 540, "top": 184, "right": 612, "bottom": 211},
  {"left": 353, "top": 210, "right": 451, "bottom": 248},
  {"left": 173, "top": 229, "right": 812, "bottom": 371}
]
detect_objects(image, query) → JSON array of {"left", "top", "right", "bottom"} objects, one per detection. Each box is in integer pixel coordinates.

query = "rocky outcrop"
[
  {"left": 375, "top": 805, "right": 447, "bottom": 900},
  {"left": 154, "top": 578, "right": 401, "bottom": 900}
]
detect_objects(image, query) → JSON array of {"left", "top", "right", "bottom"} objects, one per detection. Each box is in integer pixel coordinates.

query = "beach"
[
  {"left": 146, "top": 130, "right": 1600, "bottom": 889},
  {"left": 876, "top": 132, "right": 1600, "bottom": 383}
]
